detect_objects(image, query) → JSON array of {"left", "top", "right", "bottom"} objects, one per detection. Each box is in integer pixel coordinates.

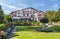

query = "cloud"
[
  {"left": 40, "top": 3, "right": 44, "bottom": 6},
  {"left": 4, "top": 10, "right": 10, "bottom": 14},
  {"left": 34, "top": 3, "right": 45, "bottom": 7},
  {"left": 51, "top": 4, "right": 59, "bottom": 10},
  {"left": 4, "top": 4, "right": 16, "bottom": 9},
  {"left": 0, "top": 2, "right": 30, "bottom": 10},
  {"left": 0, "top": 3, "right": 21, "bottom": 9},
  {"left": 0, "top": 2, "right": 31, "bottom": 14},
  {"left": 0, "top": 3, "right": 3, "bottom": 5},
  {"left": 53, "top": 4, "right": 58, "bottom": 8}
]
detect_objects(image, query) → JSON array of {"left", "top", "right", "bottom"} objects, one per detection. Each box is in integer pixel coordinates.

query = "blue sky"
[{"left": 0, "top": 0, "right": 60, "bottom": 14}]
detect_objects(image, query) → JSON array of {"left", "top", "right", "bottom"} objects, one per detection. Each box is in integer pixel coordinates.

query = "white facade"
[{"left": 10, "top": 7, "right": 44, "bottom": 21}]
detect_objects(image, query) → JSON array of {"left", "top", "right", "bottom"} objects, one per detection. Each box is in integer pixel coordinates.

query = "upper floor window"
[
  {"left": 13, "top": 13, "right": 16, "bottom": 17},
  {"left": 23, "top": 14, "right": 25, "bottom": 16},
  {"left": 23, "top": 11, "right": 26, "bottom": 13},
  {"left": 27, "top": 11, "right": 29, "bottom": 13},
  {"left": 27, "top": 14, "right": 29, "bottom": 16},
  {"left": 31, "top": 15, "right": 34, "bottom": 17},
  {"left": 29, "top": 11, "right": 31, "bottom": 13},
  {"left": 33, "top": 11, "right": 35, "bottom": 13}
]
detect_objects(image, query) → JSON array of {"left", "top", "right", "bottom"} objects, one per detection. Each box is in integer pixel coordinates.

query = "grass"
[
  {"left": 16, "top": 26, "right": 42, "bottom": 31},
  {"left": 13, "top": 26, "right": 60, "bottom": 39},
  {"left": 13, "top": 31, "right": 60, "bottom": 39}
]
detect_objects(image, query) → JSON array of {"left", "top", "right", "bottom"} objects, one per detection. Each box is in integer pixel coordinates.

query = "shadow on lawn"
[{"left": 14, "top": 34, "right": 19, "bottom": 37}]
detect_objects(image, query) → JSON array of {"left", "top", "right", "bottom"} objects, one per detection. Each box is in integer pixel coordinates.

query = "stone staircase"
[{"left": 5, "top": 26, "right": 16, "bottom": 39}]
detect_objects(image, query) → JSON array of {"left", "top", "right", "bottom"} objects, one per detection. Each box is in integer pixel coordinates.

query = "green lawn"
[
  {"left": 14, "top": 31, "right": 60, "bottom": 39},
  {"left": 13, "top": 26, "right": 60, "bottom": 39}
]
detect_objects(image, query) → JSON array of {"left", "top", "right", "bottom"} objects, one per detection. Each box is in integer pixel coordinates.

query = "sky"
[{"left": 0, "top": 0, "right": 60, "bottom": 14}]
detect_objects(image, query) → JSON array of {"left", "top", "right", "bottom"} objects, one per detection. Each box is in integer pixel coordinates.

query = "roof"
[
  {"left": 21, "top": 7, "right": 38, "bottom": 11},
  {"left": 10, "top": 7, "right": 44, "bottom": 14}
]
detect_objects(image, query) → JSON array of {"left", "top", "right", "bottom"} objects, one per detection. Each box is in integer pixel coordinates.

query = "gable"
[{"left": 20, "top": 7, "right": 38, "bottom": 12}]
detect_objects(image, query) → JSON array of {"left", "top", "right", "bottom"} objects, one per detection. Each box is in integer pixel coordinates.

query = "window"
[
  {"left": 38, "top": 14, "right": 42, "bottom": 16},
  {"left": 31, "top": 15, "right": 34, "bottom": 17},
  {"left": 29, "top": 11, "right": 32, "bottom": 13},
  {"left": 13, "top": 14, "right": 16, "bottom": 17},
  {"left": 23, "top": 14, "right": 25, "bottom": 16},
  {"left": 28, "top": 11, "right": 29, "bottom": 13},
  {"left": 27, "top": 14, "right": 29, "bottom": 16},
  {"left": 23, "top": 11, "right": 24, "bottom": 13}
]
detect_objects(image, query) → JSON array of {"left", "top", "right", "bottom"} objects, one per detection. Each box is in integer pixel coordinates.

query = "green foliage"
[
  {"left": 45, "top": 8, "right": 60, "bottom": 22},
  {"left": 0, "top": 5, "right": 4, "bottom": 24},
  {"left": 56, "top": 8, "right": 60, "bottom": 21},
  {"left": 16, "top": 26, "right": 60, "bottom": 32},
  {"left": 44, "top": 9, "right": 60, "bottom": 23},
  {"left": 0, "top": 24, "right": 5, "bottom": 30},
  {"left": 16, "top": 26, "right": 42, "bottom": 31},
  {"left": 50, "top": 26, "right": 60, "bottom": 32},
  {"left": 14, "top": 20, "right": 40, "bottom": 26},
  {"left": 13, "top": 26, "right": 60, "bottom": 39},
  {"left": 4, "top": 15, "right": 12, "bottom": 22},
  {"left": 31, "top": 21, "right": 40, "bottom": 26}
]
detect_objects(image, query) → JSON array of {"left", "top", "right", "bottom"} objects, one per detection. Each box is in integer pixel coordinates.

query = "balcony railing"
[{"left": 12, "top": 17, "right": 21, "bottom": 19}]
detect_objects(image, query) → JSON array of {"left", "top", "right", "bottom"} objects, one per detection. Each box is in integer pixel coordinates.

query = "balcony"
[{"left": 12, "top": 17, "right": 21, "bottom": 19}]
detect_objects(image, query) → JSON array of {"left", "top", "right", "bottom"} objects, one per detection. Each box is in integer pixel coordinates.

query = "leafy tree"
[
  {"left": 4, "top": 15, "right": 12, "bottom": 22},
  {"left": 0, "top": 5, "right": 4, "bottom": 24},
  {"left": 56, "top": 8, "right": 60, "bottom": 21},
  {"left": 44, "top": 10, "right": 57, "bottom": 23}
]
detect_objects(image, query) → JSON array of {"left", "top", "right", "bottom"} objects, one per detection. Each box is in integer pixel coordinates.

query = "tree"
[
  {"left": 0, "top": 5, "right": 4, "bottom": 24},
  {"left": 44, "top": 10, "right": 57, "bottom": 23},
  {"left": 4, "top": 15, "right": 12, "bottom": 22},
  {"left": 56, "top": 8, "right": 60, "bottom": 21}
]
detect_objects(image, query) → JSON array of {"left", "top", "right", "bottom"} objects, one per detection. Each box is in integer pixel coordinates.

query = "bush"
[
  {"left": 36, "top": 25, "right": 60, "bottom": 32},
  {"left": 0, "top": 24, "right": 5, "bottom": 30},
  {"left": 31, "top": 22, "right": 40, "bottom": 26},
  {"left": 50, "top": 26, "right": 60, "bottom": 32}
]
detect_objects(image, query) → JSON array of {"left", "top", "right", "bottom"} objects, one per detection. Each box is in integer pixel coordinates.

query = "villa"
[{"left": 10, "top": 7, "right": 44, "bottom": 21}]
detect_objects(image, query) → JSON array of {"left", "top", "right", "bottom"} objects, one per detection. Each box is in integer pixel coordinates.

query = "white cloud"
[
  {"left": 0, "top": 2, "right": 30, "bottom": 10},
  {"left": 5, "top": 5, "right": 16, "bottom": 9},
  {"left": 53, "top": 4, "right": 58, "bottom": 8},
  {"left": 4, "top": 10, "right": 10, "bottom": 14},
  {"left": 0, "top": 3, "right": 21, "bottom": 9},
  {"left": 19, "top": 4, "right": 30, "bottom": 8},
  {"left": 40, "top": 3, "right": 44, "bottom": 6},
  {"left": 34, "top": 3, "right": 45, "bottom": 7},
  {"left": 0, "top": 3, "right": 3, "bottom": 5}
]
